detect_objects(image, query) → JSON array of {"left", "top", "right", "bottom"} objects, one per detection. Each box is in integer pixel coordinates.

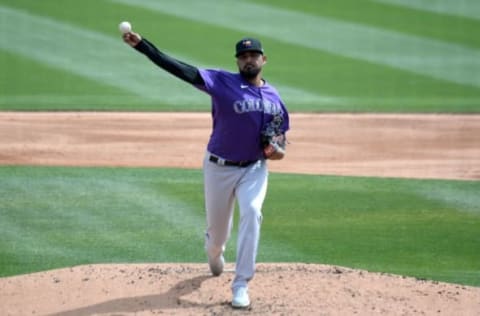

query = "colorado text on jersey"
[{"left": 233, "top": 98, "right": 283, "bottom": 115}]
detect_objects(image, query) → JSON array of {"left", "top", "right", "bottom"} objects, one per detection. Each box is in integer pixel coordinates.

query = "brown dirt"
[
  {"left": 1, "top": 264, "right": 479, "bottom": 316},
  {"left": 1, "top": 112, "right": 479, "bottom": 179},
  {"left": 1, "top": 112, "right": 479, "bottom": 316}
]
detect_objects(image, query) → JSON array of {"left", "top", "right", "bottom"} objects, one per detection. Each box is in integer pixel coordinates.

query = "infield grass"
[{"left": 1, "top": 166, "right": 479, "bottom": 286}]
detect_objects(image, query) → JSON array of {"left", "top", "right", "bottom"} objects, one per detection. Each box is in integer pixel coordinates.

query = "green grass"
[
  {"left": 262, "top": 174, "right": 480, "bottom": 286},
  {"left": 1, "top": 166, "right": 479, "bottom": 286},
  {"left": 254, "top": 0, "right": 480, "bottom": 48},
  {"left": 1, "top": 0, "right": 480, "bottom": 112}
]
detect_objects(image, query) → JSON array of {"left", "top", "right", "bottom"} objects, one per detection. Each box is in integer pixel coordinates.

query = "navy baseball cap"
[{"left": 235, "top": 38, "right": 264, "bottom": 57}]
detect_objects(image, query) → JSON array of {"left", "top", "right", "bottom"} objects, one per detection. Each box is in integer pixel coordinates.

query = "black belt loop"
[{"left": 209, "top": 155, "right": 256, "bottom": 168}]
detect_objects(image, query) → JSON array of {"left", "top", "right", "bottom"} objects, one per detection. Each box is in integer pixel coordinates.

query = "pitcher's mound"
[{"left": 1, "top": 263, "right": 479, "bottom": 316}]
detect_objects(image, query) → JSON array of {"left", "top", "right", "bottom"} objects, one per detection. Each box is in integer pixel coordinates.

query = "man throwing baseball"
[{"left": 123, "top": 30, "right": 289, "bottom": 309}]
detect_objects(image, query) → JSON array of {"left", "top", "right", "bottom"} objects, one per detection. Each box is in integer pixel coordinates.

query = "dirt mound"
[{"left": 1, "top": 263, "right": 479, "bottom": 316}]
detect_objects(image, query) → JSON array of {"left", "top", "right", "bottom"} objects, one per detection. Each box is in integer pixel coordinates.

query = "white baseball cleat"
[
  {"left": 232, "top": 286, "right": 250, "bottom": 309},
  {"left": 208, "top": 255, "right": 224, "bottom": 276}
]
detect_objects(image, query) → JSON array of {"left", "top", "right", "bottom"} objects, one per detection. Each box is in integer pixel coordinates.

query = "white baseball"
[{"left": 118, "top": 21, "right": 132, "bottom": 34}]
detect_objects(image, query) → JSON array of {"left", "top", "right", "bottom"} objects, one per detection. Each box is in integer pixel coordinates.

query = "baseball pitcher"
[{"left": 123, "top": 30, "right": 289, "bottom": 309}]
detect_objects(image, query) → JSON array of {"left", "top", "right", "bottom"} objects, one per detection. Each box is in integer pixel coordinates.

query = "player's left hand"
[{"left": 263, "top": 134, "right": 286, "bottom": 160}]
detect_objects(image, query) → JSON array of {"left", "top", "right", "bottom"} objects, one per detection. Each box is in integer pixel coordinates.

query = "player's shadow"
[{"left": 48, "top": 275, "right": 215, "bottom": 316}]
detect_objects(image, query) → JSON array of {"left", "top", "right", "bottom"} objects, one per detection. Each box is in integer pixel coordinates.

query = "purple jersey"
[{"left": 196, "top": 69, "right": 289, "bottom": 161}]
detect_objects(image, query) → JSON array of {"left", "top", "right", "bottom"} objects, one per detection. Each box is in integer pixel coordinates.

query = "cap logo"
[{"left": 243, "top": 40, "right": 252, "bottom": 47}]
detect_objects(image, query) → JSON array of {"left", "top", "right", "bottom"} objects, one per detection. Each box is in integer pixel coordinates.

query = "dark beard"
[{"left": 240, "top": 67, "right": 261, "bottom": 79}]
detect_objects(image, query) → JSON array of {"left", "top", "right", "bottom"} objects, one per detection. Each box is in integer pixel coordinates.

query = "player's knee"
[{"left": 240, "top": 206, "right": 262, "bottom": 224}]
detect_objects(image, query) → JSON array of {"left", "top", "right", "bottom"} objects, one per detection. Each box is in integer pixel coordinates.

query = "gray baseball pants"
[{"left": 203, "top": 152, "right": 268, "bottom": 290}]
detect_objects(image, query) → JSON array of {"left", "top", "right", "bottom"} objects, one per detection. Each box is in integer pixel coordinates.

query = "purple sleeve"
[{"left": 195, "top": 69, "right": 219, "bottom": 94}]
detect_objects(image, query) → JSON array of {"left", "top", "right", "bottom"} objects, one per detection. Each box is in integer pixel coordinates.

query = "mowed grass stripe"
[
  {"left": 254, "top": 0, "right": 480, "bottom": 49},
  {"left": 0, "top": 50, "right": 139, "bottom": 110},
  {"left": 0, "top": 5, "right": 208, "bottom": 108},
  {"left": 412, "top": 182, "right": 480, "bottom": 214},
  {"left": 112, "top": 0, "right": 480, "bottom": 88},
  {"left": 375, "top": 0, "right": 480, "bottom": 21},
  {"left": 0, "top": 5, "right": 339, "bottom": 109},
  {"left": 0, "top": 167, "right": 207, "bottom": 272}
]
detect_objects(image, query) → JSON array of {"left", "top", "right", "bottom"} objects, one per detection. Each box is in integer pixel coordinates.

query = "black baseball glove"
[{"left": 261, "top": 114, "right": 287, "bottom": 160}]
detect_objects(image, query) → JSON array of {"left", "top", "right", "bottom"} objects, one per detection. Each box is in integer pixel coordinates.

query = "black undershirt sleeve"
[{"left": 134, "top": 38, "right": 204, "bottom": 86}]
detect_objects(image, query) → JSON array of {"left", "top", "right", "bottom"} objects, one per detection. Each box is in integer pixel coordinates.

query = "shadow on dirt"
[{"left": 48, "top": 275, "right": 216, "bottom": 315}]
